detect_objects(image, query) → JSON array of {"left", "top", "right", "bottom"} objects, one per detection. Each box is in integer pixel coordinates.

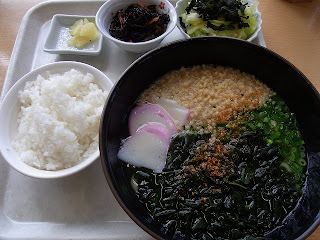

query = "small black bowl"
[{"left": 99, "top": 37, "right": 320, "bottom": 239}]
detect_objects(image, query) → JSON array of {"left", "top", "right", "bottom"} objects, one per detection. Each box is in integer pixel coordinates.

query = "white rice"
[{"left": 12, "top": 69, "right": 108, "bottom": 170}]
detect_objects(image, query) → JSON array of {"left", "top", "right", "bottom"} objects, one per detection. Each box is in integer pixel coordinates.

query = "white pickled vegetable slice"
[
  {"left": 117, "top": 123, "right": 171, "bottom": 173},
  {"left": 129, "top": 103, "right": 177, "bottom": 135},
  {"left": 149, "top": 95, "right": 190, "bottom": 126}
]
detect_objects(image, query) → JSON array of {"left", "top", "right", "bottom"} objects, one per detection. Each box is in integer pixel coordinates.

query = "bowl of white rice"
[{"left": 0, "top": 61, "right": 113, "bottom": 179}]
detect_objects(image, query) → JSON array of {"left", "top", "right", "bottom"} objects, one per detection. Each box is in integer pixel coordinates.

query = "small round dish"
[
  {"left": 96, "top": 0, "right": 177, "bottom": 53},
  {"left": 43, "top": 14, "right": 103, "bottom": 56},
  {"left": 0, "top": 61, "right": 113, "bottom": 179},
  {"left": 175, "top": 0, "right": 262, "bottom": 42}
]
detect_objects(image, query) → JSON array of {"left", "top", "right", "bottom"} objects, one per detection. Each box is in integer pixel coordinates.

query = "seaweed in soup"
[
  {"left": 133, "top": 95, "right": 306, "bottom": 239},
  {"left": 218, "top": 95, "right": 306, "bottom": 187}
]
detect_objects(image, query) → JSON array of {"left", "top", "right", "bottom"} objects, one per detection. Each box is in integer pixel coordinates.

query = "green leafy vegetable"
[{"left": 180, "top": 0, "right": 259, "bottom": 39}]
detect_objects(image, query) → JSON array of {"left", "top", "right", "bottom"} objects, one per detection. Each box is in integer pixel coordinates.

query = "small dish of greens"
[{"left": 175, "top": 0, "right": 262, "bottom": 41}]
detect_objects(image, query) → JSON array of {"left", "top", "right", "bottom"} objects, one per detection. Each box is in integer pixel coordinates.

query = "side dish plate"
[{"left": 43, "top": 14, "right": 103, "bottom": 55}]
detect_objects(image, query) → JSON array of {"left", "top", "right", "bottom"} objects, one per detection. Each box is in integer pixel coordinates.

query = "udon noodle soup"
[{"left": 120, "top": 65, "right": 306, "bottom": 239}]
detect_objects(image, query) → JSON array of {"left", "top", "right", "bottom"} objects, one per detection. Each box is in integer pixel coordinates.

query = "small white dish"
[
  {"left": 96, "top": 0, "right": 177, "bottom": 53},
  {"left": 175, "top": 0, "right": 262, "bottom": 42},
  {"left": 43, "top": 14, "right": 103, "bottom": 55},
  {"left": 0, "top": 61, "right": 113, "bottom": 179}
]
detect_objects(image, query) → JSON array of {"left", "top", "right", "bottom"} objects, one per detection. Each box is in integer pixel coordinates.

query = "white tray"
[{"left": 0, "top": 1, "right": 266, "bottom": 239}]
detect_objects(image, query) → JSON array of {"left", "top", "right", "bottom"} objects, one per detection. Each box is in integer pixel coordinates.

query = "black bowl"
[{"left": 99, "top": 37, "right": 320, "bottom": 239}]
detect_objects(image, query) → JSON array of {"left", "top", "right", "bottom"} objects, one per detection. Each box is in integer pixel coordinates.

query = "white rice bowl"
[
  {"left": 13, "top": 69, "right": 107, "bottom": 170},
  {"left": 0, "top": 62, "right": 113, "bottom": 179}
]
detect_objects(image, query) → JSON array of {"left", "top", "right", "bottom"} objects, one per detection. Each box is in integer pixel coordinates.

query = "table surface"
[{"left": 0, "top": 0, "right": 319, "bottom": 239}]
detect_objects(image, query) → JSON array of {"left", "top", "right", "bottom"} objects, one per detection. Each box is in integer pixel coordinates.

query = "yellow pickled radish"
[
  {"left": 67, "top": 18, "right": 98, "bottom": 48},
  {"left": 79, "top": 22, "right": 98, "bottom": 38},
  {"left": 69, "top": 19, "right": 83, "bottom": 35}
]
